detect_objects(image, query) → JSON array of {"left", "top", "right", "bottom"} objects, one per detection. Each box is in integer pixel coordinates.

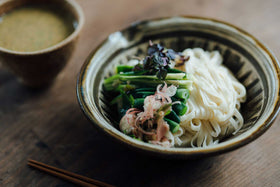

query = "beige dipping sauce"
[{"left": 0, "top": 4, "right": 75, "bottom": 52}]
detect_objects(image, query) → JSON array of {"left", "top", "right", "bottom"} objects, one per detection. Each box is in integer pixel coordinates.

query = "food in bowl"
[
  {"left": 103, "top": 41, "right": 246, "bottom": 148},
  {"left": 0, "top": 0, "right": 84, "bottom": 87},
  {"left": 0, "top": 4, "right": 75, "bottom": 52},
  {"left": 77, "top": 16, "right": 280, "bottom": 158}
]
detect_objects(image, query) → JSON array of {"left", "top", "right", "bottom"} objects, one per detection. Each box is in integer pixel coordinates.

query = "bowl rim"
[
  {"left": 77, "top": 16, "right": 280, "bottom": 157},
  {"left": 0, "top": 0, "right": 85, "bottom": 56}
]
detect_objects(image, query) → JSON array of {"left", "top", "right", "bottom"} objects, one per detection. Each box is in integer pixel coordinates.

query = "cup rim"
[
  {"left": 0, "top": 0, "right": 84, "bottom": 56},
  {"left": 77, "top": 16, "right": 280, "bottom": 158}
]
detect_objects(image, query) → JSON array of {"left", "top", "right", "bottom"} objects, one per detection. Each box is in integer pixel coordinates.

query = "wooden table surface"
[{"left": 1, "top": 0, "right": 280, "bottom": 186}]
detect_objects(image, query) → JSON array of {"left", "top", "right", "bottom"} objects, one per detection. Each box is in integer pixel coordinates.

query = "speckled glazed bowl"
[{"left": 77, "top": 16, "right": 280, "bottom": 159}]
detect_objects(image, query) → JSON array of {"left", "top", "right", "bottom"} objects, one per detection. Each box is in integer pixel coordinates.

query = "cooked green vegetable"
[
  {"left": 175, "top": 89, "right": 190, "bottom": 99},
  {"left": 171, "top": 96, "right": 187, "bottom": 104},
  {"left": 165, "top": 110, "right": 181, "bottom": 123},
  {"left": 116, "top": 65, "right": 134, "bottom": 73},
  {"left": 133, "top": 98, "right": 145, "bottom": 109},
  {"left": 167, "top": 68, "right": 185, "bottom": 74},
  {"left": 173, "top": 102, "right": 188, "bottom": 116},
  {"left": 110, "top": 94, "right": 122, "bottom": 105},
  {"left": 119, "top": 70, "right": 149, "bottom": 76},
  {"left": 135, "top": 87, "right": 156, "bottom": 92},
  {"left": 158, "top": 103, "right": 172, "bottom": 116},
  {"left": 164, "top": 118, "right": 180, "bottom": 133},
  {"left": 134, "top": 91, "right": 154, "bottom": 98},
  {"left": 104, "top": 41, "right": 192, "bottom": 147},
  {"left": 104, "top": 77, "right": 192, "bottom": 92}
]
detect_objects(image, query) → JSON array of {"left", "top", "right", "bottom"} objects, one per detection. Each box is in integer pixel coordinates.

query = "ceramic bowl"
[
  {"left": 77, "top": 16, "right": 280, "bottom": 159},
  {"left": 0, "top": 0, "right": 84, "bottom": 87}
]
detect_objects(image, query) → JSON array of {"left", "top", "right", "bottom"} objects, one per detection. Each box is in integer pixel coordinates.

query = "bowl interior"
[{"left": 79, "top": 17, "right": 280, "bottom": 157}]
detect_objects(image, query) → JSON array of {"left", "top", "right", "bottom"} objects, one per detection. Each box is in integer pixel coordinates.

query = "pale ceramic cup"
[{"left": 0, "top": 0, "right": 84, "bottom": 87}]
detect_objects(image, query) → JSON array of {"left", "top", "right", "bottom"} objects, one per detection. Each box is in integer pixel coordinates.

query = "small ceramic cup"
[{"left": 0, "top": 0, "right": 84, "bottom": 87}]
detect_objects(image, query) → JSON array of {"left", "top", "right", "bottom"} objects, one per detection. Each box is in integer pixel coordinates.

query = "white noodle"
[{"left": 172, "top": 48, "right": 246, "bottom": 147}]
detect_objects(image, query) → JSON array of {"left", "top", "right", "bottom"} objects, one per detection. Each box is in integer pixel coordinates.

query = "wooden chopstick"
[{"left": 28, "top": 159, "right": 115, "bottom": 187}]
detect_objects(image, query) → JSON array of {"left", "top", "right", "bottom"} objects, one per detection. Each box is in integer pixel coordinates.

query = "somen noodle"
[{"left": 171, "top": 48, "right": 246, "bottom": 147}]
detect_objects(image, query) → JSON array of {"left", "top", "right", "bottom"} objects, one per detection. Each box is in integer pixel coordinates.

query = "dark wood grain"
[{"left": 0, "top": 0, "right": 280, "bottom": 186}]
